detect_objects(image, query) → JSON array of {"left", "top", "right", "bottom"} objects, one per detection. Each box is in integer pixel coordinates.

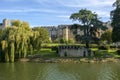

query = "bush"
[
  {"left": 53, "top": 39, "right": 59, "bottom": 43},
  {"left": 51, "top": 46, "right": 58, "bottom": 53},
  {"left": 110, "top": 46, "right": 116, "bottom": 48},
  {"left": 89, "top": 44, "right": 98, "bottom": 48},
  {"left": 116, "top": 50, "right": 120, "bottom": 55},
  {"left": 60, "top": 38, "right": 67, "bottom": 43},
  {"left": 68, "top": 39, "right": 75, "bottom": 44},
  {"left": 98, "top": 45, "right": 110, "bottom": 50}
]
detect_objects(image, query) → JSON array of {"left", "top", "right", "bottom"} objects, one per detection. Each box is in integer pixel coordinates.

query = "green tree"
[
  {"left": 68, "top": 38, "right": 75, "bottom": 44},
  {"left": 101, "top": 30, "right": 112, "bottom": 44},
  {"left": 0, "top": 20, "right": 33, "bottom": 62},
  {"left": 70, "top": 9, "right": 102, "bottom": 48},
  {"left": 10, "top": 42, "right": 14, "bottom": 62},
  {"left": 32, "top": 27, "right": 49, "bottom": 49},
  {"left": 0, "top": 20, "right": 50, "bottom": 62},
  {"left": 11, "top": 20, "right": 21, "bottom": 27},
  {"left": 111, "top": 0, "right": 120, "bottom": 42},
  {"left": 60, "top": 38, "right": 67, "bottom": 44},
  {"left": 1, "top": 40, "right": 9, "bottom": 62}
]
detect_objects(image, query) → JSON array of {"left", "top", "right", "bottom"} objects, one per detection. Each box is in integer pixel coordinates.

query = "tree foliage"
[
  {"left": 0, "top": 20, "right": 49, "bottom": 62},
  {"left": 111, "top": 0, "right": 120, "bottom": 42},
  {"left": 70, "top": 9, "right": 103, "bottom": 47},
  {"left": 32, "top": 27, "right": 50, "bottom": 49},
  {"left": 101, "top": 30, "right": 112, "bottom": 44}
]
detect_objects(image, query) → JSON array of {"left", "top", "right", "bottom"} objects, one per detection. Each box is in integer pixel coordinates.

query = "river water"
[{"left": 0, "top": 62, "right": 120, "bottom": 80}]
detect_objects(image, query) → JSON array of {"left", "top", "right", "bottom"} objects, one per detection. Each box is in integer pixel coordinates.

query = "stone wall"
[{"left": 58, "top": 46, "right": 93, "bottom": 57}]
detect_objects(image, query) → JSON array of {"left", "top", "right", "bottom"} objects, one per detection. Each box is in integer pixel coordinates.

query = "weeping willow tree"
[
  {"left": 1, "top": 40, "right": 9, "bottom": 62},
  {"left": 10, "top": 42, "right": 14, "bottom": 62},
  {"left": 0, "top": 20, "right": 32, "bottom": 62},
  {"left": 0, "top": 20, "right": 49, "bottom": 62}
]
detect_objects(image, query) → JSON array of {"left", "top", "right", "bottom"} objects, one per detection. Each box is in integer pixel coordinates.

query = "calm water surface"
[{"left": 0, "top": 62, "right": 120, "bottom": 80}]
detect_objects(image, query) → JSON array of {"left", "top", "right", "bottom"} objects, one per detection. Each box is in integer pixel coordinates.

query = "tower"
[
  {"left": 65, "top": 26, "right": 69, "bottom": 41},
  {"left": 3, "top": 18, "right": 9, "bottom": 28}
]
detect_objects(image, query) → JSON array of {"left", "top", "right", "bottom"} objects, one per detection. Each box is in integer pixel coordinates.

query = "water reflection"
[
  {"left": 98, "top": 63, "right": 120, "bottom": 80},
  {"left": 0, "top": 62, "right": 120, "bottom": 80}
]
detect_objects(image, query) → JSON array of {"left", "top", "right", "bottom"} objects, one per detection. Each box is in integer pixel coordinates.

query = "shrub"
[
  {"left": 51, "top": 46, "right": 58, "bottom": 53},
  {"left": 110, "top": 46, "right": 116, "bottom": 48},
  {"left": 89, "top": 44, "right": 98, "bottom": 48},
  {"left": 116, "top": 50, "right": 120, "bottom": 55},
  {"left": 98, "top": 45, "right": 109, "bottom": 50},
  {"left": 68, "top": 39, "right": 75, "bottom": 44},
  {"left": 60, "top": 38, "right": 67, "bottom": 43},
  {"left": 53, "top": 39, "right": 59, "bottom": 43}
]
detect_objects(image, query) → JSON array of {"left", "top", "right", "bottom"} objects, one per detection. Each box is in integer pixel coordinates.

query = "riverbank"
[{"left": 19, "top": 57, "right": 120, "bottom": 63}]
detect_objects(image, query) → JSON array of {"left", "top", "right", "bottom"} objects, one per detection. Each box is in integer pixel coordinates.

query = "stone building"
[
  {"left": 42, "top": 26, "right": 58, "bottom": 41},
  {"left": 58, "top": 45, "right": 94, "bottom": 57},
  {"left": 41, "top": 25, "right": 76, "bottom": 42},
  {"left": 58, "top": 25, "right": 75, "bottom": 41},
  {"left": 41, "top": 24, "right": 103, "bottom": 42},
  {"left": 0, "top": 19, "right": 10, "bottom": 29}
]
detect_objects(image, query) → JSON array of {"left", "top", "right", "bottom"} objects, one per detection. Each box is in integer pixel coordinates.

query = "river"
[{"left": 0, "top": 62, "right": 120, "bottom": 80}]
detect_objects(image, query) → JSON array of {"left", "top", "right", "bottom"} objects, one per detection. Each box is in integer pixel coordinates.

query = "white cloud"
[
  {"left": 56, "top": 0, "right": 115, "bottom": 21},
  {"left": 95, "top": 10, "right": 110, "bottom": 17},
  {"left": 57, "top": 0, "right": 115, "bottom": 8},
  {"left": 57, "top": 15, "right": 70, "bottom": 18},
  {"left": 0, "top": 9, "right": 66, "bottom": 14},
  {"left": 0, "top": 0, "right": 115, "bottom": 23}
]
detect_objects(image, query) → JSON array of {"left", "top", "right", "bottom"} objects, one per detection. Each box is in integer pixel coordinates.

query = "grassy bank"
[
  {"left": 29, "top": 48, "right": 59, "bottom": 58},
  {"left": 24, "top": 43, "right": 120, "bottom": 63},
  {"left": 30, "top": 44, "right": 120, "bottom": 59}
]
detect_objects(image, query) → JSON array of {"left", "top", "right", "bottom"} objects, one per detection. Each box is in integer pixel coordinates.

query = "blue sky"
[{"left": 0, "top": 0, "right": 116, "bottom": 27}]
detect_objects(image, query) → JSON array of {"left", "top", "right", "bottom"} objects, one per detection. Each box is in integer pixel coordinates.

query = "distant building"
[
  {"left": 41, "top": 26, "right": 58, "bottom": 41},
  {"left": 0, "top": 19, "right": 10, "bottom": 29},
  {"left": 58, "top": 25, "right": 75, "bottom": 41},
  {"left": 41, "top": 24, "right": 105, "bottom": 42},
  {"left": 41, "top": 25, "right": 76, "bottom": 42}
]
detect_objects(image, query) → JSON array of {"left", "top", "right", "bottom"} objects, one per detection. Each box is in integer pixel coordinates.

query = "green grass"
[
  {"left": 33, "top": 48, "right": 58, "bottom": 58},
  {"left": 41, "top": 43, "right": 59, "bottom": 47},
  {"left": 91, "top": 48, "right": 98, "bottom": 51},
  {"left": 33, "top": 43, "right": 120, "bottom": 58},
  {"left": 41, "top": 43, "right": 98, "bottom": 47},
  {"left": 108, "top": 49, "right": 117, "bottom": 53},
  {"left": 91, "top": 48, "right": 119, "bottom": 58}
]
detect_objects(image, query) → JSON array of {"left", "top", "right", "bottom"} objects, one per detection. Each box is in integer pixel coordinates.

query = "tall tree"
[
  {"left": 70, "top": 9, "right": 102, "bottom": 48},
  {"left": 111, "top": 0, "right": 120, "bottom": 42},
  {"left": 1, "top": 40, "right": 9, "bottom": 62},
  {"left": 0, "top": 20, "right": 50, "bottom": 62}
]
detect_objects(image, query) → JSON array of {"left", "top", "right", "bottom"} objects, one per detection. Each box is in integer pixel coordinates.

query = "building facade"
[
  {"left": 58, "top": 45, "right": 94, "bottom": 57},
  {"left": 41, "top": 26, "right": 58, "bottom": 41},
  {"left": 41, "top": 25, "right": 76, "bottom": 42}
]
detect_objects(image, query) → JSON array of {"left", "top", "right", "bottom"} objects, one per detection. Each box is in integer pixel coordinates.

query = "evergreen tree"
[
  {"left": 70, "top": 9, "right": 103, "bottom": 48},
  {"left": 111, "top": 0, "right": 120, "bottom": 42}
]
